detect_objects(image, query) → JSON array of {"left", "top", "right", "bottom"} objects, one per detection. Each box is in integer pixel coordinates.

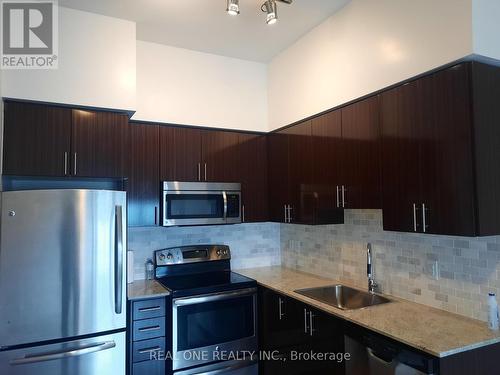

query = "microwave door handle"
[
  {"left": 114, "top": 205, "right": 123, "bottom": 314},
  {"left": 174, "top": 287, "right": 256, "bottom": 306},
  {"left": 222, "top": 191, "right": 228, "bottom": 221}
]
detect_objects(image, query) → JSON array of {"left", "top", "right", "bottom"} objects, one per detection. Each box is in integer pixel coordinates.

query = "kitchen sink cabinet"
[
  {"left": 239, "top": 133, "right": 269, "bottom": 222},
  {"left": 128, "top": 122, "right": 160, "bottom": 227},
  {"left": 258, "top": 288, "right": 344, "bottom": 375},
  {"left": 381, "top": 62, "right": 500, "bottom": 236},
  {"left": 3, "top": 101, "right": 128, "bottom": 179}
]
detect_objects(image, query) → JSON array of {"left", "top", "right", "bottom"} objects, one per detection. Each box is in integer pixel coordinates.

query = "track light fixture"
[
  {"left": 225, "top": 0, "right": 292, "bottom": 24},
  {"left": 226, "top": 0, "right": 240, "bottom": 16}
]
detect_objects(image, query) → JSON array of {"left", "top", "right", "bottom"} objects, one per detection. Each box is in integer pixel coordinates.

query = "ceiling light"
[
  {"left": 262, "top": 0, "right": 278, "bottom": 24},
  {"left": 226, "top": 0, "right": 240, "bottom": 16}
]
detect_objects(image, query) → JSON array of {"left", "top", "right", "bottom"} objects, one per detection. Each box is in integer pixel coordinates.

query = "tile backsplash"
[
  {"left": 128, "top": 210, "right": 500, "bottom": 322},
  {"left": 281, "top": 210, "right": 500, "bottom": 322},
  {"left": 128, "top": 222, "right": 281, "bottom": 281}
]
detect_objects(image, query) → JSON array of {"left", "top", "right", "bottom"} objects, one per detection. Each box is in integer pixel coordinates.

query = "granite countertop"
[
  {"left": 235, "top": 266, "right": 500, "bottom": 358},
  {"left": 127, "top": 279, "right": 170, "bottom": 301}
]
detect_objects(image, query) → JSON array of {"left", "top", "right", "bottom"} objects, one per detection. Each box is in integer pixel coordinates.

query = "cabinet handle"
[
  {"left": 303, "top": 308, "right": 309, "bottom": 334},
  {"left": 284, "top": 205, "right": 287, "bottom": 223},
  {"left": 63, "top": 152, "right": 68, "bottom": 176},
  {"left": 154, "top": 207, "right": 158, "bottom": 225},
  {"left": 413, "top": 203, "right": 417, "bottom": 232},
  {"left": 242, "top": 205, "right": 245, "bottom": 223},
  {"left": 342, "top": 185, "right": 346, "bottom": 208},
  {"left": 309, "top": 311, "right": 315, "bottom": 336},
  {"left": 288, "top": 205, "right": 293, "bottom": 223},
  {"left": 422, "top": 203, "right": 428, "bottom": 233},
  {"left": 138, "top": 325, "right": 161, "bottom": 332},
  {"left": 336, "top": 186, "right": 340, "bottom": 208},
  {"left": 138, "top": 346, "right": 162, "bottom": 355},
  {"left": 197, "top": 163, "right": 201, "bottom": 181},
  {"left": 73, "top": 152, "right": 77, "bottom": 176},
  {"left": 138, "top": 306, "right": 161, "bottom": 312},
  {"left": 278, "top": 297, "right": 285, "bottom": 320},
  {"left": 204, "top": 163, "right": 207, "bottom": 181}
]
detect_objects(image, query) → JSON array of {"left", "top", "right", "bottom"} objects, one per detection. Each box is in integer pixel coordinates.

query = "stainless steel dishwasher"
[{"left": 345, "top": 333, "right": 438, "bottom": 375}]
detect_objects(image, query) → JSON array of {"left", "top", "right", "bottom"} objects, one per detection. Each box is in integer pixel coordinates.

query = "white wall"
[
  {"left": 473, "top": 0, "right": 500, "bottom": 60},
  {"left": 134, "top": 41, "right": 268, "bottom": 132},
  {"left": 268, "top": 0, "right": 473, "bottom": 130},
  {"left": 1, "top": 7, "right": 136, "bottom": 111}
]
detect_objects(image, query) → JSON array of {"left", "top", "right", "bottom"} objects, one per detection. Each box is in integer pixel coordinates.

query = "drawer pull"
[
  {"left": 138, "top": 325, "right": 161, "bottom": 332},
  {"left": 138, "top": 306, "right": 161, "bottom": 312},
  {"left": 138, "top": 346, "right": 162, "bottom": 354}
]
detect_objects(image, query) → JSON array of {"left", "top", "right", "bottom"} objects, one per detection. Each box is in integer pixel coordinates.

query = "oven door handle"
[
  {"left": 176, "top": 360, "right": 257, "bottom": 375},
  {"left": 174, "top": 287, "right": 257, "bottom": 306}
]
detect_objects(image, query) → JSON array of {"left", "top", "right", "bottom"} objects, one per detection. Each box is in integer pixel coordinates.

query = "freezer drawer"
[{"left": 0, "top": 331, "right": 125, "bottom": 375}]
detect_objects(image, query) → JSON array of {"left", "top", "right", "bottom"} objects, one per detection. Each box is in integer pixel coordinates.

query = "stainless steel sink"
[{"left": 294, "top": 284, "right": 391, "bottom": 310}]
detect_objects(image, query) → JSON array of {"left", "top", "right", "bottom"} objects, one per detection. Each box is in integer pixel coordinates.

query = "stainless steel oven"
[
  {"left": 172, "top": 287, "right": 257, "bottom": 371},
  {"left": 163, "top": 182, "right": 241, "bottom": 226}
]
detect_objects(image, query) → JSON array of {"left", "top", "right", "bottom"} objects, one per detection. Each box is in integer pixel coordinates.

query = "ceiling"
[{"left": 58, "top": 0, "right": 349, "bottom": 62}]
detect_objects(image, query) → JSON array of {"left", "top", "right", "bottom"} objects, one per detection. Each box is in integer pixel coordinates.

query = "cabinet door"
[
  {"left": 285, "top": 121, "right": 313, "bottom": 224},
  {"left": 159, "top": 126, "right": 202, "bottom": 182},
  {"left": 239, "top": 133, "right": 268, "bottom": 222},
  {"left": 201, "top": 130, "right": 240, "bottom": 182},
  {"left": 128, "top": 123, "right": 160, "bottom": 227},
  {"left": 311, "top": 110, "right": 343, "bottom": 221},
  {"left": 3, "top": 101, "right": 71, "bottom": 177},
  {"left": 380, "top": 81, "right": 423, "bottom": 233},
  {"left": 267, "top": 131, "right": 290, "bottom": 222},
  {"left": 259, "top": 289, "right": 306, "bottom": 351},
  {"left": 71, "top": 110, "right": 128, "bottom": 178},
  {"left": 418, "top": 65, "right": 476, "bottom": 236},
  {"left": 341, "top": 96, "right": 382, "bottom": 209}
]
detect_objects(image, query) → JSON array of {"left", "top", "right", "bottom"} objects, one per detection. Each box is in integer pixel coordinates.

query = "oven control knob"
[
  {"left": 216, "top": 249, "right": 222, "bottom": 256},
  {"left": 222, "top": 249, "right": 228, "bottom": 255},
  {"left": 166, "top": 253, "right": 173, "bottom": 260},
  {"left": 159, "top": 254, "right": 166, "bottom": 261}
]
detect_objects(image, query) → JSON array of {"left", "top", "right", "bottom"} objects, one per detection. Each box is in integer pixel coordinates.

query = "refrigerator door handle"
[
  {"left": 115, "top": 205, "right": 124, "bottom": 314},
  {"left": 10, "top": 341, "right": 116, "bottom": 365}
]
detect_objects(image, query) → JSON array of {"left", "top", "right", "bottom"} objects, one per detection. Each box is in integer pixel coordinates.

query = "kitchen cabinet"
[
  {"left": 267, "top": 130, "right": 291, "bottom": 223},
  {"left": 71, "top": 109, "right": 128, "bottom": 178},
  {"left": 3, "top": 101, "right": 72, "bottom": 176},
  {"left": 259, "top": 288, "right": 344, "bottom": 375},
  {"left": 381, "top": 62, "right": 500, "bottom": 236},
  {"left": 3, "top": 101, "right": 128, "bottom": 178},
  {"left": 239, "top": 133, "right": 269, "bottom": 222},
  {"left": 341, "top": 95, "right": 381, "bottom": 209},
  {"left": 128, "top": 122, "right": 160, "bottom": 227},
  {"left": 201, "top": 129, "right": 240, "bottom": 182}
]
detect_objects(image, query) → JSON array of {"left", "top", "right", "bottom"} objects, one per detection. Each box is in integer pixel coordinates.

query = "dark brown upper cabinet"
[
  {"left": 3, "top": 101, "right": 72, "bottom": 176},
  {"left": 71, "top": 110, "right": 128, "bottom": 178},
  {"left": 268, "top": 130, "right": 290, "bottom": 223},
  {"left": 3, "top": 101, "right": 128, "bottom": 178},
  {"left": 381, "top": 62, "right": 500, "bottom": 236},
  {"left": 128, "top": 122, "right": 160, "bottom": 227},
  {"left": 239, "top": 133, "right": 269, "bottom": 222},
  {"left": 341, "top": 96, "right": 381, "bottom": 209},
  {"left": 159, "top": 126, "right": 202, "bottom": 181},
  {"left": 201, "top": 130, "right": 240, "bottom": 182}
]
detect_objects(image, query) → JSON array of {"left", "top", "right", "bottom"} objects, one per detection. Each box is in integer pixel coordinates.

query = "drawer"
[
  {"left": 132, "top": 359, "right": 165, "bottom": 375},
  {"left": 133, "top": 317, "right": 165, "bottom": 341},
  {"left": 132, "top": 298, "right": 166, "bottom": 320},
  {"left": 132, "top": 337, "right": 166, "bottom": 363}
]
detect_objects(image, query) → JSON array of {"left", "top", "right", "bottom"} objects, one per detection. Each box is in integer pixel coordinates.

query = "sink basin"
[{"left": 295, "top": 284, "right": 391, "bottom": 310}]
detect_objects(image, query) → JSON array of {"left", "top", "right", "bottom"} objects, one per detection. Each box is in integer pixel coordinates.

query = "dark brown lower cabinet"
[
  {"left": 128, "top": 122, "right": 160, "bottom": 227},
  {"left": 259, "top": 288, "right": 344, "bottom": 375}
]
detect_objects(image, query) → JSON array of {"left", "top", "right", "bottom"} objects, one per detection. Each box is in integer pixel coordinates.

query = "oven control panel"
[{"left": 155, "top": 245, "right": 231, "bottom": 266}]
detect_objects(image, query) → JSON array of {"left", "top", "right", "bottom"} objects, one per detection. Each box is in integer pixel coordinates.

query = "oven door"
[{"left": 172, "top": 288, "right": 257, "bottom": 370}]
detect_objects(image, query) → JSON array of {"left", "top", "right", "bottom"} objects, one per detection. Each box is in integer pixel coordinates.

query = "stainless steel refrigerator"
[{"left": 0, "top": 189, "right": 127, "bottom": 375}]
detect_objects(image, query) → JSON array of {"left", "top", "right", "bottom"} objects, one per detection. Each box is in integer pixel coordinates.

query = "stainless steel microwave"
[{"left": 162, "top": 182, "right": 241, "bottom": 226}]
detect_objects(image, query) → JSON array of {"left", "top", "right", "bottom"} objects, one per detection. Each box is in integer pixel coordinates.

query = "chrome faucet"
[{"left": 367, "top": 243, "right": 378, "bottom": 293}]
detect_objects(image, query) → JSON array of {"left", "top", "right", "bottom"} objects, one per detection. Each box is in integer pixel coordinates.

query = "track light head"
[
  {"left": 262, "top": 0, "right": 278, "bottom": 25},
  {"left": 226, "top": 0, "right": 240, "bottom": 16}
]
